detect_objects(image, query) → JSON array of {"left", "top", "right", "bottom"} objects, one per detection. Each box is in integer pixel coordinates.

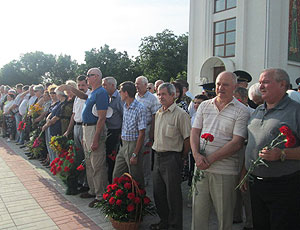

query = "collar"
[
  {"left": 127, "top": 98, "right": 138, "bottom": 110},
  {"left": 137, "top": 91, "right": 150, "bottom": 98},
  {"left": 211, "top": 97, "right": 236, "bottom": 106},
  {"left": 259, "top": 94, "right": 291, "bottom": 111},
  {"left": 159, "top": 102, "right": 176, "bottom": 113},
  {"left": 111, "top": 89, "right": 119, "bottom": 98}
]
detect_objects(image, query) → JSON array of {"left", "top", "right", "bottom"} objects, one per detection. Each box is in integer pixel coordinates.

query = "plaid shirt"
[
  {"left": 136, "top": 91, "right": 161, "bottom": 125},
  {"left": 121, "top": 99, "right": 147, "bottom": 141}
]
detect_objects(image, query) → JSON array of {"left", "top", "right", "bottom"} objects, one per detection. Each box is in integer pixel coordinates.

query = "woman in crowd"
[
  {"left": 3, "top": 91, "right": 16, "bottom": 142},
  {"left": 172, "top": 81, "right": 189, "bottom": 113}
]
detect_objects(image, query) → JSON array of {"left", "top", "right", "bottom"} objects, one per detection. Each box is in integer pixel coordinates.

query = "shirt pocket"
[{"left": 166, "top": 124, "right": 179, "bottom": 138}]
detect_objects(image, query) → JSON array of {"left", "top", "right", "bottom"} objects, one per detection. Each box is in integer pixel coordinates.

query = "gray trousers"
[
  {"left": 153, "top": 151, "right": 183, "bottom": 230},
  {"left": 113, "top": 140, "right": 144, "bottom": 188}
]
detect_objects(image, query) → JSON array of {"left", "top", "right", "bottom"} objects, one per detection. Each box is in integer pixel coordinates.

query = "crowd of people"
[{"left": 0, "top": 67, "right": 299, "bottom": 230}]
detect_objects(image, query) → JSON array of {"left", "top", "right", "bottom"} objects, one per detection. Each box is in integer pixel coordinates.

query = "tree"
[
  {"left": 138, "top": 29, "right": 188, "bottom": 82},
  {"left": 82, "top": 44, "right": 140, "bottom": 84},
  {"left": 0, "top": 60, "right": 27, "bottom": 86}
]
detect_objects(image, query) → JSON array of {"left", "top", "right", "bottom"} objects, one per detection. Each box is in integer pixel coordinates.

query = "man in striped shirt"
[{"left": 190, "top": 71, "right": 250, "bottom": 230}]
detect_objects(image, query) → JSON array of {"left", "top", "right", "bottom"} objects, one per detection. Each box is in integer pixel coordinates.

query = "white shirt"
[
  {"left": 73, "top": 89, "right": 91, "bottom": 122},
  {"left": 19, "top": 95, "right": 30, "bottom": 116}
]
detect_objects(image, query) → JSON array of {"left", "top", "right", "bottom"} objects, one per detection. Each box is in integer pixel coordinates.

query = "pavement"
[{"left": 0, "top": 137, "right": 245, "bottom": 230}]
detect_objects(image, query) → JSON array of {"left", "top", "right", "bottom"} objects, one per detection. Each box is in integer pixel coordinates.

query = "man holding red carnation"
[
  {"left": 243, "top": 68, "right": 300, "bottom": 230},
  {"left": 191, "top": 71, "right": 250, "bottom": 230}
]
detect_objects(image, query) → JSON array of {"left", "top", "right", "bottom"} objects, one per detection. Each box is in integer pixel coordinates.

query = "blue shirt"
[
  {"left": 49, "top": 102, "right": 62, "bottom": 136},
  {"left": 106, "top": 90, "right": 124, "bottom": 130},
  {"left": 121, "top": 99, "right": 147, "bottom": 141},
  {"left": 82, "top": 86, "right": 109, "bottom": 124}
]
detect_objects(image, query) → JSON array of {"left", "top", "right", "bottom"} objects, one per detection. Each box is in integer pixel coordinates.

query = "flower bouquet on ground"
[
  {"left": 50, "top": 135, "right": 80, "bottom": 195},
  {"left": 17, "top": 120, "right": 26, "bottom": 131},
  {"left": 236, "top": 125, "right": 296, "bottom": 190},
  {"left": 191, "top": 133, "right": 214, "bottom": 195},
  {"left": 95, "top": 173, "right": 156, "bottom": 230},
  {"left": 26, "top": 128, "right": 45, "bottom": 158}
]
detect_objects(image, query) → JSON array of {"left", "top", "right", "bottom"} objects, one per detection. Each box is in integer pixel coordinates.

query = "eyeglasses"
[
  {"left": 87, "top": 74, "right": 98, "bottom": 78},
  {"left": 50, "top": 92, "right": 56, "bottom": 95}
]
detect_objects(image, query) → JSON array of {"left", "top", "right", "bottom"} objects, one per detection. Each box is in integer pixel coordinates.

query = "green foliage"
[{"left": 138, "top": 29, "right": 188, "bottom": 82}]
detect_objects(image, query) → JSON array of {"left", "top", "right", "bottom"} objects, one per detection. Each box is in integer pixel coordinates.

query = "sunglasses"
[
  {"left": 87, "top": 74, "right": 98, "bottom": 78},
  {"left": 50, "top": 92, "right": 56, "bottom": 95}
]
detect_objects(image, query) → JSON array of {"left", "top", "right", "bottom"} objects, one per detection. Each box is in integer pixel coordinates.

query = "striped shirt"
[
  {"left": 121, "top": 99, "right": 147, "bottom": 141},
  {"left": 136, "top": 91, "right": 161, "bottom": 125},
  {"left": 193, "top": 97, "right": 250, "bottom": 175}
]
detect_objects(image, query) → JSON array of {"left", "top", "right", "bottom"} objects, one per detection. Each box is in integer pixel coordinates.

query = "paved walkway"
[{"left": 0, "top": 137, "right": 245, "bottom": 230}]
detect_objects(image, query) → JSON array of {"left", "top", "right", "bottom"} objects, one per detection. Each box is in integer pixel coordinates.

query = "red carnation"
[
  {"left": 54, "top": 158, "right": 60, "bottom": 163},
  {"left": 127, "top": 204, "right": 135, "bottom": 212},
  {"left": 56, "top": 166, "right": 62, "bottom": 172},
  {"left": 134, "top": 197, "right": 141, "bottom": 204},
  {"left": 106, "top": 184, "right": 112, "bottom": 190},
  {"left": 118, "top": 177, "right": 124, "bottom": 184},
  {"left": 116, "top": 189, "right": 124, "bottom": 197},
  {"left": 109, "top": 197, "right": 116, "bottom": 205},
  {"left": 58, "top": 154, "right": 64, "bottom": 158},
  {"left": 127, "top": 192, "right": 135, "bottom": 200},
  {"left": 279, "top": 126, "right": 292, "bottom": 136},
  {"left": 201, "top": 133, "right": 214, "bottom": 142},
  {"left": 116, "top": 199, "right": 122, "bottom": 206},
  {"left": 113, "top": 177, "right": 119, "bottom": 183},
  {"left": 23, "top": 122, "right": 26, "bottom": 130},
  {"left": 76, "top": 164, "right": 85, "bottom": 171},
  {"left": 64, "top": 166, "right": 70, "bottom": 172},
  {"left": 139, "top": 189, "right": 146, "bottom": 195},
  {"left": 103, "top": 193, "right": 110, "bottom": 200},
  {"left": 50, "top": 161, "right": 55, "bottom": 167},
  {"left": 53, "top": 171, "right": 57, "bottom": 175},
  {"left": 143, "top": 197, "right": 151, "bottom": 204},
  {"left": 66, "top": 155, "right": 70, "bottom": 160},
  {"left": 285, "top": 135, "right": 296, "bottom": 148},
  {"left": 69, "top": 158, "right": 74, "bottom": 164},
  {"left": 111, "top": 183, "right": 118, "bottom": 190},
  {"left": 124, "top": 182, "right": 131, "bottom": 189},
  {"left": 58, "top": 161, "right": 63, "bottom": 166}
]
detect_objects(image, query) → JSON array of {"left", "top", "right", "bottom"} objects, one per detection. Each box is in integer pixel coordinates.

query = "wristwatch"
[
  {"left": 280, "top": 149, "right": 286, "bottom": 162},
  {"left": 132, "top": 153, "right": 137, "bottom": 158}
]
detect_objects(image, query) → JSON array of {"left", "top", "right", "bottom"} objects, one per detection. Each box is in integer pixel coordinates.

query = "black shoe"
[
  {"left": 24, "top": 152, "right": 31, "bottom": 156},
  {"left": 80, "top": 192, "right": 95, "bottom": 199},
  {"left": 28, "top": 155, "right": 37, "bottom": 160},
  {"left": 78, "top": 186, "right": 89, "bottom": 193},
  {"left": 88, "top": 199, "right": 101, "bottom": 208},
  {"left": 20, "top": 145, "right": 26, "bottom": 148}
]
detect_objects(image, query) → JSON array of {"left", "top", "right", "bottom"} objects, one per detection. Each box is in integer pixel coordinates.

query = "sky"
[{"left": 0, "top": 0, "right": 189, "bottom": 68}]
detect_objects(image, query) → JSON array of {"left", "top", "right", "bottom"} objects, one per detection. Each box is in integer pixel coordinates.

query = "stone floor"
[{"left": 0, "top": 137, "right": 245, "bottom": 230}]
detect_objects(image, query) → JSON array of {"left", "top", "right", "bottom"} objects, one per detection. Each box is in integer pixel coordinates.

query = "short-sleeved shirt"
[
  {"left": 121, "top": 99, "right": 147, "bottom": 141},
  {"left": 245, "top": 95, "right": 300, "bottom": 177},
  {"left": 193, "top": 97, "right": 250, "bottom": 175},
  {"left": 73, "top": 89, "right": 91, "bottom": 123},
  {"left": 12, "top": 94, "right": 23, "bottom": 113},
  {"left": 58, "top": 98, "right": 74, "bottom": 134},
  {"left": 136, "top": 91, "right": 160, "bottom": 125},
  {"left": 152, "top": 103, "right": 191, "bottom": 153},
  {"left": 106, "top": 90, "right": 123, "bottom": 130},
  {"left": 82, "top": 86, "right": 109, "bottom": 124}
]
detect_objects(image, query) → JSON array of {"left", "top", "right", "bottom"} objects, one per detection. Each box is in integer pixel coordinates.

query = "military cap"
[{"left": 234, "top": 70, "right": 252, "bottom": 83}]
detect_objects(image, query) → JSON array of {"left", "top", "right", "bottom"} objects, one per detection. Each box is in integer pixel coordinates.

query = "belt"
[
  {"left": 74, "top": 122, "right": 83, "bottom": 126},
  {"left": 82, "top": 123, "right": 97, "bottom": 126},
  {"left": 251, "top": 170, "right": 300, "bottom": 182}
]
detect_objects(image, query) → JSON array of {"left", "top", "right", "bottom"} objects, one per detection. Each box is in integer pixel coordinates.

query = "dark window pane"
[
  {"left": 215, "top": 0, "right": 225, "bottom": 12},
  {"left": 215, "top": 34, "right": 225, "bottom": 45},
  {"left": 227, "top": 0, "right": 237, "bottom": 9},
  {"left": 215, "top": 21, "right": 225, "bottom": 33},
  {"left": 226, "top": 18, "right": 236, "bottom": 31},
  {"left": 225, "top": 44, "right": 235, "bottom": 56},
  {"left": 226, "top": 31, "right": 235, "bottom": 44},
  {"left": 215, "top": 46, "right": 225, "bottom": 57}
]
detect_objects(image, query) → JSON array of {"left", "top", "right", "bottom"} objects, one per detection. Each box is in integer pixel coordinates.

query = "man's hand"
[
  {"left": 259, "top": 147, "right": 281, "bottom": 161},
  {"left": 130, "top": 156, "right": 138, "bottom": 165},
  {"left": 239, "top": 168, "right": 248, "bottom": 192},
  {"left": 42, "top": 124, "right": 48, "bottom": 132},
  {"left": 57, "top": 84, "right": 70, "bottom": 92},
  {"left": 194, "top": 153, "right": 210, "bottom": 170},
  {"left": 91, "top": 139, "right": 99, "bottom": 152},
  {"left": 63, "top": 130, "right": 70, "bottom": 137}
]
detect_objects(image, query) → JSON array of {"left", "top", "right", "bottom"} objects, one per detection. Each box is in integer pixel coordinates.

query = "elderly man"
[
  {"left": 112, "top": 81, "right": 146, "bottom": 187},
  {"left": 147, "top": 83, "right": 155, "bottom": 94},
  {"left": 242, "top": 68, "right": 300, "bottom": 230},
  {"left": 151, "top": 83, "right": 191, "bottom": 230},
  {"left": 191, "top": 71, "right": 250, "bottom": 230},
  {"left": 135, "top": 76, "right": 160, "bottom": 186},
  {"left": 248, "top": 83, "right": 263, "bottom": 106},
  {"left": 102, "top": 76, "right": 123, "bottom": 183},
  {"left": 58, "top": 68, "right": 109, "bottom": 208}
]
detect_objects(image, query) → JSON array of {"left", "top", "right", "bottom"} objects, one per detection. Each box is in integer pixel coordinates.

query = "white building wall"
[{"left": 188, "top": 0, "right": 300, "bottom": 96}]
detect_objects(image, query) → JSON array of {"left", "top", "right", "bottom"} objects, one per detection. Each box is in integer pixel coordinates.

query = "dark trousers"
[
  {"left": 153, "top": 151, "right": 183, "bottom": 230},
  {"left": 105, "top": 128, "right": 121, "bottom": 184},
  {"left": 249, "top": 171, "right": 300, "bottom": 230}
]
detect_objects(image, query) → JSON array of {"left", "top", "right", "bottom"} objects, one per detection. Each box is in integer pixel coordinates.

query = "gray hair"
[
  {"left": 262, "top": 68, "right": 290, "bottom": 90},
  {"left": 217, "top": 71, "right": 237, "bottom": 84},
  {"left": 136, "top": 76, "right": 148, "bottom": 85},
  {"left": 54, "top": 88, "right": 67, "bottom": 97},
  {"left": 66, "top": 80, "right": 77, "bottom": 89},
  {"left": 103, "top": 76, "right": 117, "bottom": 87},
  {"left": 248, "top": 83, "right": 262, "bottom": 100},
  {"left": 33, "top": 84, "right": 44, "bottom": 92},
  {"left": 158, "top": 83, "right": 176, "bottom": 96},
  {"left": 88, "top": 67, "right": 103, "bottom": 79},
  {"left": 234, "top": 87, "right": 248, "bottom": 100}
]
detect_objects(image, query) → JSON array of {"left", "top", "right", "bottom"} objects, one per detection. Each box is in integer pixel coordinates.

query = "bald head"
[{"left": 215, "top": 71, "right": 237, "bottom": 100}]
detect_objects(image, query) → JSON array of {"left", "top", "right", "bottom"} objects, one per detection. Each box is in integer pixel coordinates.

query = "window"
[
  {"left": 213, "top": 18, "right": 236, "bottom": 57},
  {"left": 214, "top": 0, "right": 237, "bottom": 13}
]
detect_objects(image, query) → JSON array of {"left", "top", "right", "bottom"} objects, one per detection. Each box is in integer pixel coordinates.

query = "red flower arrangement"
[
  {"left": 17, "top": 121, "right": 26, "bottom": 131},
  {"left": 236, "top": 125, "right": 296, "bottom": 189},
  {"left": 95, "top": 173, "right": 156, "bottom": 226},
  {"left": 191, "top": 133, "right": 214, "bottom": 195}
]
